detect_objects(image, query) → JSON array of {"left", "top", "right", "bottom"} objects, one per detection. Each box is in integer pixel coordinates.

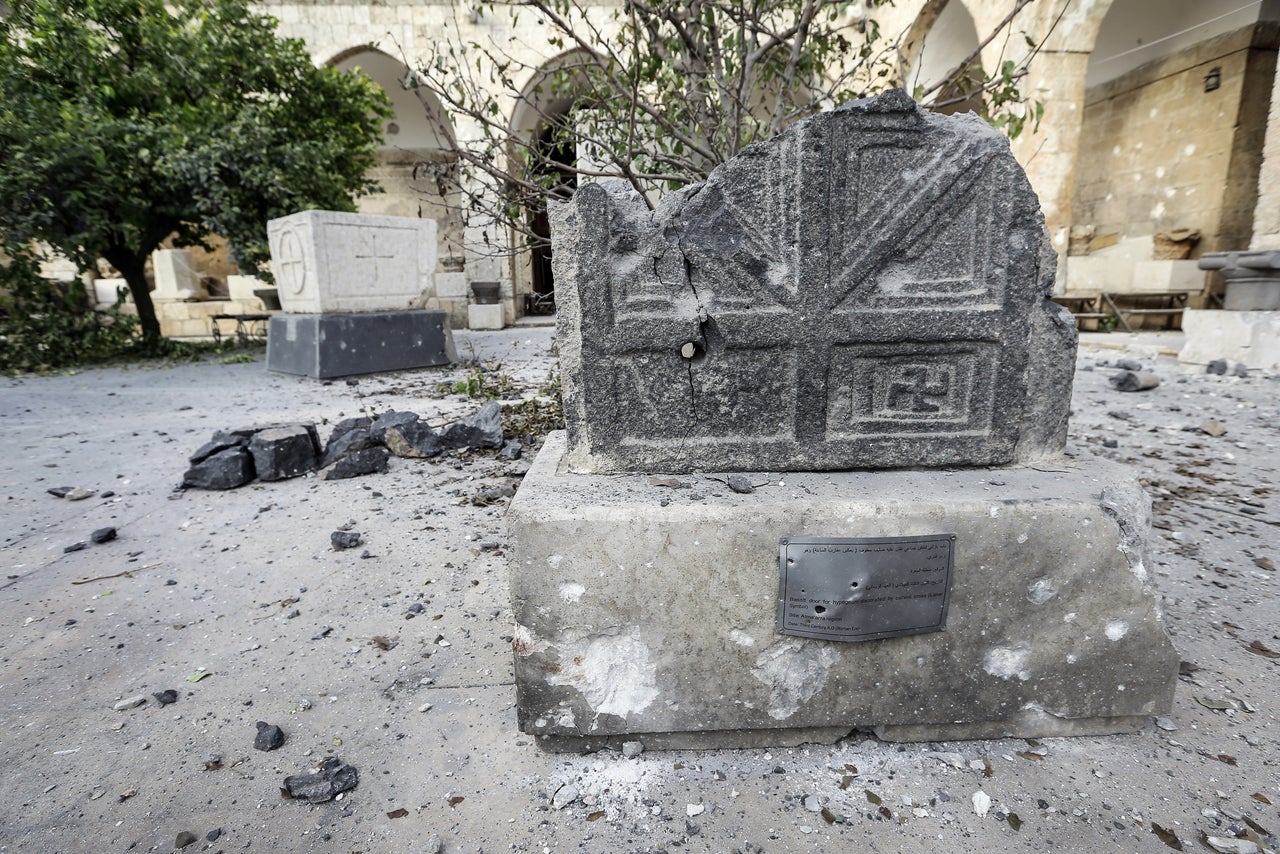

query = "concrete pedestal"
[
  {"left": 467, "top": 303, "right": 505, "bottom": 330},
  {"left": 509, "top": 433, "right": 1177, "bottom": 750},
  {"left": 1180, "top": 309, "right": 1280, "bottom": 371},
  {"left": 266, "top": 311, "right": 455, "bottom": 379}
]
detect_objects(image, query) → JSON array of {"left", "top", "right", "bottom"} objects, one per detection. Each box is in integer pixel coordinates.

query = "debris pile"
[{"left": 182, "top": 402, "right": 505, "bottom": 490}]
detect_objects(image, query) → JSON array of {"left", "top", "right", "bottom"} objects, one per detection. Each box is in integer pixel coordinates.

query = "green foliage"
[
  {"left": 0, "top": 250, "right": 138, "bottom": 373},
  {"left": 0, "top": 0, "right": 391, "bottom": 339},
  {"left": 503, "top": 369, "right": 565, "bottom": 440},
  {"left": 444, "top": 365, "right": 516, "bottom": 399}
]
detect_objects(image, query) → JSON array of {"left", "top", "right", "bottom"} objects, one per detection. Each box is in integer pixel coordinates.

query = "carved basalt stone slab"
[{"left": 550, "top": 90, "right": 1076, "bottom": 473}]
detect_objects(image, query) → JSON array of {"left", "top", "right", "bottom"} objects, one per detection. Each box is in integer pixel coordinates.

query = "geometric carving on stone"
[
  {"left": 607, "top": 347, "right": 797, "bottom": 443},
  {"left": 551, "top": 89, "right": 1078, "bottom": 473},
  {"left": 267, "top": 210, "right": 437, "bottom": 314},
  {"left": 274, "top": 228, "right": 308, "bottom": 297},
  {"left": 826, "top": 344, "right": 995, "bottom": 440}
]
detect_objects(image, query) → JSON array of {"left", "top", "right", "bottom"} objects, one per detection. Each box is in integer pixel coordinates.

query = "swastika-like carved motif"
[
  {"left": 552, "top": 90, "right": 1076, "bottom": 473},
  {"left": 884, "top": 365, "right": 952, "bottom": 415},
  {"left": 824, "top": 345, "right": 994, "bottom": 441}
]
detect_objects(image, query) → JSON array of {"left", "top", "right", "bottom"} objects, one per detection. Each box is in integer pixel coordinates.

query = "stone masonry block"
[
  {"left": 509, "top": 433, "right": 1178, "bottom": 750},
  {"left": 550, "top": 90, "right": 1075, "bottom": 474},
  {"left": 267, "top": 210, "right": 437, "bottom": 313},
  {"left": 266, "top": 310, "right": 456, "bottom": 378}
]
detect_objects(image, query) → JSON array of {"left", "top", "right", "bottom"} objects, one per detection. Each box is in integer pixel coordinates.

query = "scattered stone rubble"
[{"left": 182, "top": 401, "right": 505, "bottom": 490}]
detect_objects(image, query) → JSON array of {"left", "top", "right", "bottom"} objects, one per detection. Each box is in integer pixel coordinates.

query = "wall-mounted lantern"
[{"left": 1204, "top": 66, "right": 1222, "bottom": 93}]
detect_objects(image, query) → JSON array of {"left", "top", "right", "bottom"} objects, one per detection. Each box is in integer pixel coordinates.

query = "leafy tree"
[
  {"left": 0, "top": 0, "right": 391, "bottom": 343},
  {"left": 413, "top": 0, "right": 1042, "bottom": 255}
]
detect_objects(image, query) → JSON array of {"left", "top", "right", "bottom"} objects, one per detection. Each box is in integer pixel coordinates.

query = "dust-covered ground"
[{"left": 0, "top": 328, "right": 1276, "bottom": 854}]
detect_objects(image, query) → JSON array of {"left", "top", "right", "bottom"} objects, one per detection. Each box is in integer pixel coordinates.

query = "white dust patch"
[
  {"left": 546, "top": 626, "right": 658, "bottom": 719},
  {"left": 729, "top": 628, "right": 755, "bottom": 647},
  {"left": 983, "top": 644, "right": 1031, "bottom": 681},
  {"left": 752, "top": 639, "right": 839, "bottom": 720},
  {"left": 550, "top": 756, "right": 660, "bottom": 824},
  {"left": 1105, "top": 619, "right": 1129, "bottom": 641},
  {"left": 1026, "top": 577, "right": 1058, "bottom": 605},
  {"left": 558, "top": 582, "right": 586, "bottom": 603}
]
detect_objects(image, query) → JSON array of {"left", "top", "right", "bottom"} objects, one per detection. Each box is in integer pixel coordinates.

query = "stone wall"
[{"left": 1072, "top": 26, "right": 1279, "bottom": 255}]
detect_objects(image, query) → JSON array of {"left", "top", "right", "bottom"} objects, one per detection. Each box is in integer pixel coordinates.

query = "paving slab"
[{"left": 1, "top": 329, "right": 1278, "bottom": 853}]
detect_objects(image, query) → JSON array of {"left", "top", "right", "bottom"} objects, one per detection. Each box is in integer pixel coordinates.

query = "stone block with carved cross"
[
  {"left": 550, "top": 89, "right": 1077, "bottom": 473},
  {"left": 266, "top": 210, "right": 436, "bottom": 314}
]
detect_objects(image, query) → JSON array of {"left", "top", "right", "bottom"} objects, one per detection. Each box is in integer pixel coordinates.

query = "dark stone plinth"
[
  {"left": 550, "top": 89, "right": 1075, "bottom": 474},
  {"left": 266, "top": 311, "right": 456, "bottom": 379}
]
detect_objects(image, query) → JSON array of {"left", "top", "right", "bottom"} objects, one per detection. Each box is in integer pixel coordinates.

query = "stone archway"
[
  {"left": 507, "top": 49, "right": 597, "bottom": 317},
  {"left": 903, "top": 0, "right": 985, "bottom": 115},
  {"left": 328, "top": 47, "right": 465, "bottom": 277},
  {"left": 1065, "top": 0, "right": 1279, "bottom": 301}
]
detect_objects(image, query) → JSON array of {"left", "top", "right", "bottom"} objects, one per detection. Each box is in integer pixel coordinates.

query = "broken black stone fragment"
[
  {"left": 321, "top": 421, "right": 378, "bottom": 467},
  {"left": 47, "top": 486, "right": 73, "bottom": 498},
  {"left": 383, "top": 421, "right": 443, "bottom": 459},
  {"left": 369, "top": 410, "right": 420, "bottom": 443},
  {"left": 254, "top": 721, "right": 286, "bottom": 751},
  {"left": 249, "top": 425, "right": 319, "bottom": 481},
  {"left": 331, "top": 531, "right": 362, "bottom": 550},
  {"left": 320, "top": 446, "right": 390, "bottom": 481},
  {"left": 91, "top": 527, "right": 118, "bottom": 544},
  {"left": 188, "top": 430, "right": 249, "bottom": 465},
  {"left": 183, "top": 446, "right": 255, "bottom": 490},
  {"left": 63, "top": 542, "right": 87, "bottom": 553},
  {"left": 440, "top": 401, "right": 504, "bottom": 450},
  {"left": 282, "top": 757, "right": 358, "bottom": 803},
  {"left": 153, "top": 689, "right": 179, "bottom": 706}
]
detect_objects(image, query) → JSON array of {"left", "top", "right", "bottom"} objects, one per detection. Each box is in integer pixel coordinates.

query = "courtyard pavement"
[{"left": 1, "top": 327, "right": 1277, "bottom": 853}]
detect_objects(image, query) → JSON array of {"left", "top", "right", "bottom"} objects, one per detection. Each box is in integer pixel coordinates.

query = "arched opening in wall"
[
  {"left": 903, "top": 0, "right": 984, "bottom": 116},
  {"left": 329, "top": 48, "right": 464, "bottom": 273},
  {"left": 509, "top": 50, "right": 597, "bottom": 317},
  {"left": 1066, "top": 0, "right": 1278, "bottom": 312}
]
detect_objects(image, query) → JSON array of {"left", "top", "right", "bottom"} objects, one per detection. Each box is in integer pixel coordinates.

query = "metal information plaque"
[{"left": 777, "top": 534, "right": 956, "bottom": 642}]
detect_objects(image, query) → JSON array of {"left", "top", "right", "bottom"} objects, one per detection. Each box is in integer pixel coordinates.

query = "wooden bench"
[
  {"left": 210, "top": 313, "right": 269, "bottom": 346},
  {"left": 1099, "top": 292, "right": 1188, "bottom": 332}
]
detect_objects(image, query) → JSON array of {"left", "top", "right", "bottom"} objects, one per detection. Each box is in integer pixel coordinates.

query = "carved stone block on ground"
[
  {"left": 266, "top": 210, "right": 436, "bottom": 314},
  {"left": 550, "top": 90, "right": 1075, "bottom": 473}
]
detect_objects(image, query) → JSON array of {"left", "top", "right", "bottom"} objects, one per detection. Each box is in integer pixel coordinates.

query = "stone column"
[
  {"left": 1009, "top": 48, "right": 1091, "bottom": 267},
  {"left": 1249, "top": 56, "right": 1280, "bottom": 249}
]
